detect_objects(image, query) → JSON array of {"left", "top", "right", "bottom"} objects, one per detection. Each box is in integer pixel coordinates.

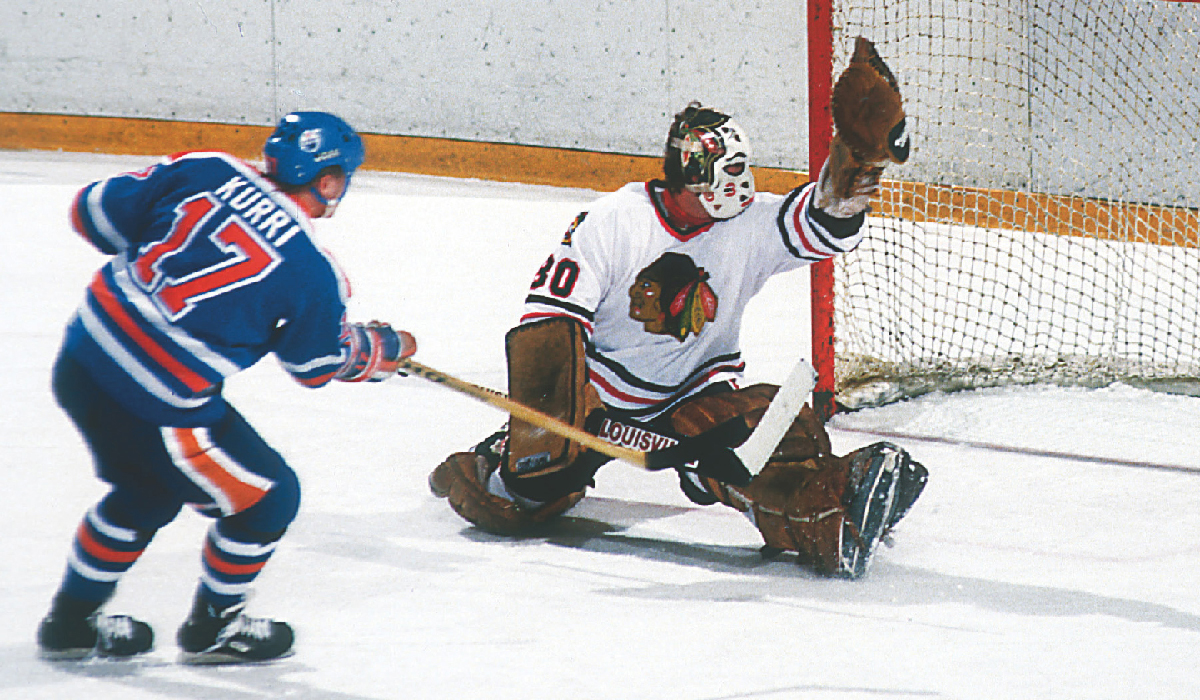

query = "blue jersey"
[{"left": 66, "top": 151, "right": 352, "bottom": 426}]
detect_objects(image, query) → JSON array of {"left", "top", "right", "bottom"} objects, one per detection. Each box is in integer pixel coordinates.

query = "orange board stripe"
[{"left": 3, "top": 112, "right": 1195, "bottom": 248}]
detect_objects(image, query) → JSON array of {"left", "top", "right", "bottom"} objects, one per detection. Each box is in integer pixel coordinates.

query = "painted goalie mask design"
[{"left": 669, "top": 109, "right": 755, "bottom": 219}]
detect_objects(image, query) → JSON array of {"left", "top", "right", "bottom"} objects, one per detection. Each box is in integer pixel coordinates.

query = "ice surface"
[{"left": 1, "top": 151, "right": 1197, "bottom": 699}]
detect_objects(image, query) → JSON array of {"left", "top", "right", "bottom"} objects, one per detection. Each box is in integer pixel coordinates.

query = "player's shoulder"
[
  {"left": 718, "top": 186, "right": 800, "bottom": 227},
  {"left": 164, "top": 151, "right": 264, "bottom": 179},
  {"left": 163, "top": 150, "right": 245, "bottom": 166},
  {"left": 580, "top": 182, "right": 658, "bottom": 223},
  {"left": 749, "top": 188, "right": 791, "bottom": 206},
  {"left": 585, "top": 182, "right": 653, "bottom": 213},
  {"left": 125, "top": 150, "right": 256, "bottom": 189},
  {"left": 742, "top": 187, "right": 793, "bottom": 216},
  {"left": 557, "top": 182, "right": 651, "bottom": 241}
]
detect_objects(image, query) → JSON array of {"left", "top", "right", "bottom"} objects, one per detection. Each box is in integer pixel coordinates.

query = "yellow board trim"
[{"left": 2, "top": 112, "right": 1194, "bottom": 247}]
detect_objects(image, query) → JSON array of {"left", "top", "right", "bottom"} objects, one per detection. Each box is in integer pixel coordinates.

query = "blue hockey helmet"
[{"left": 264, "top": 111, "right": 365, "bottom": 186}]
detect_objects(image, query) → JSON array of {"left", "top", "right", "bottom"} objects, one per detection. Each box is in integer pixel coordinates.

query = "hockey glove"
[
  {"left": 816, "top": 37, "right": 910, "bottom": 217},
  {"left": 335, "top": 321, "right": 417, "bottom": 382}
]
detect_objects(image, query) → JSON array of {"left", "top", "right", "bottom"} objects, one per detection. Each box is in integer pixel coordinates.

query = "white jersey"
[{"left": 520, "top": 181, "right": 864, "bottom": 421}]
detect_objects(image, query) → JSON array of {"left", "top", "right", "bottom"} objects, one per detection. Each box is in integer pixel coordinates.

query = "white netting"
[{"left": 829, "top": 0, "right": 1200, "bottom": 409}]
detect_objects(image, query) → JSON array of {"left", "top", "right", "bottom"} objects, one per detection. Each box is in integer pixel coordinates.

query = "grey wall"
[
  {"left": 0, "top": 1, "right": 809, "bottom": 169},
  {"left": 3, "top": 1, "right": 1199, "bottom": 205}
]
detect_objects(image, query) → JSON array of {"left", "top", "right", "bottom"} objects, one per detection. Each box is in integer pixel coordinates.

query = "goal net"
[{"left": 815, "top": 0, "right": 1200, "bottom": 410}]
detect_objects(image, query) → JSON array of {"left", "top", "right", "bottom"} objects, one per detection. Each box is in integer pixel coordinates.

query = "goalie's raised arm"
[{"left": 815, "top": 36, "right": 911, "bottom": 218}]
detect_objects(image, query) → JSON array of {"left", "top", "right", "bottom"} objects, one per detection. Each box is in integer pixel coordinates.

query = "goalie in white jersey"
[{"left": 431, "top": 102, "right": 926, "bottom": 578}]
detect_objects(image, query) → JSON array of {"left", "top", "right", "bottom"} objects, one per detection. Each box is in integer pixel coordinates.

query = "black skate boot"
[
  {"left": 37, "top": 594, "right": 153, "bottom": 660},
  {"left": 885, "top": 449, "right": 928, "bottom": 533},
  {"left": 177, "top": 596, "right": 294, "bottom": 665},
  {"left": 838, "top": 442, "right": 904, "bottom": 579}
]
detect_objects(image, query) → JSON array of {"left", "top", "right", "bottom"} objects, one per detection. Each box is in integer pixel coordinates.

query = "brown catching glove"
[
  {"left": 817, "top": 36, "right": 910, "bottom": 217},
  {"left": 832, "top": 36, "right": 910, "bottom": 166}
]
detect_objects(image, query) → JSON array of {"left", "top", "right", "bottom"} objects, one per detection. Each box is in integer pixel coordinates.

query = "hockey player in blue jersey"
[{"left": 37, "top": 111, "right": 416, "bottom": 664}]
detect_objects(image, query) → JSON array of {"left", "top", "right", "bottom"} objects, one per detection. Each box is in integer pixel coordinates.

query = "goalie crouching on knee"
[
  {"left": 431, "top": 39, "right": 924, "bottom": 577},
  {"left": 428, "top": 323, "right": 928, "bottom": 579}
]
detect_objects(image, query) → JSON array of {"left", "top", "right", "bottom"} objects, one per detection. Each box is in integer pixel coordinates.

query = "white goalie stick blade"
[{"left": 734, "top": 359, "right": 819, "bottom": 477}]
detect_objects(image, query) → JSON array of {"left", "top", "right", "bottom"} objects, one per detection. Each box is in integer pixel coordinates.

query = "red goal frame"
[{"left": 808, "top": 0, "right": 836, "bottom": 420}]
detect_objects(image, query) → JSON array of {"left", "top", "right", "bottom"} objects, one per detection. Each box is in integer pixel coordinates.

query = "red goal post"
[{"left": 808, "top": 0, "right": 1200, "bottom": 416}]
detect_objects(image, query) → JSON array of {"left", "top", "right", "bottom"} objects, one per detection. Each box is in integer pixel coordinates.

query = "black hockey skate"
[
  {"left": 885, "top": 449, "right": 928, "bottom": 534},
  {"left": 838, "top": 442, "right": 905, "bottom": 579},
  {"left": 178, "top": 598, "right": 294, "bottom": 665},
  {"left": 38, "top": 609, "right": 154, "bottom": 661}
]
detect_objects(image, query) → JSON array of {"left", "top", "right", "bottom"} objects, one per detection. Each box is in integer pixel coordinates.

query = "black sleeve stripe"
[
  {"left": 587, "top": 347, "right": 743, "bottom": 393},
  {"left": 523, "top": 294, "right": 596, "bottom": 321},
  {"left": 807, "top": 198, "right": 866, "bottom": 242},
  {"left": 775, "top": 186, "right": 809, "bottom": 260}
]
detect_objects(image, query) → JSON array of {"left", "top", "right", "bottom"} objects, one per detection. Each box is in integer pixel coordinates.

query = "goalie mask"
[{"left": 665, "top": 104, "right": 755, "bottom": 219}]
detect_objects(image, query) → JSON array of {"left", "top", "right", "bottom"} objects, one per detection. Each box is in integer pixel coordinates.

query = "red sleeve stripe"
[
  {"left": 88, "top": 274, "right": 213, "bottom": 394},
  {"left": 790, "top": 186, "right": 832, "bottom": 259},
  {"left": 69, "top": 189, "right": 89, "bottom": 241}
]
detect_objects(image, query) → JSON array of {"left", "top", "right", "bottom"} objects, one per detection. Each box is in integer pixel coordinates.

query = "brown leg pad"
[
  {"left": 504, "top": 318, "right": 590, "bottom": 478},
  {"left": 430, "top": 452, "right": 586, "bottom": 535}
]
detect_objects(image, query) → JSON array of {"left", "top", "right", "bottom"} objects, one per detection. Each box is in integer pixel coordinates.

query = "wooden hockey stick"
[
  {"left": 398, "top": 356, "right": 817, "bottom": 484},
  {"left": 397, "top": 358, "right": 752, "bottom": 483},
  {"left": 399, "top": 358, "right": 645, "bottom": 464}
]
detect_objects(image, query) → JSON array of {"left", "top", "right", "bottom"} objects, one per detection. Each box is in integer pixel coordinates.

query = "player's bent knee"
[{"left": 222, "top": 466, "right": 301, "bottom": 535}]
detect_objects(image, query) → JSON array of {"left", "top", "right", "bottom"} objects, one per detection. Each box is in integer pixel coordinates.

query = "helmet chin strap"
[
  {"left": 308, "top": 174, "right": 351, "bottom": 218},
  {"left": 309, "top": 185, "right": 340, "bottom": 218}
]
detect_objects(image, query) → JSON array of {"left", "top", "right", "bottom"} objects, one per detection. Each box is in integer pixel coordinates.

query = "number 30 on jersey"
[{"left": 530, "top": 255, "right": 579, "bottom": 298}]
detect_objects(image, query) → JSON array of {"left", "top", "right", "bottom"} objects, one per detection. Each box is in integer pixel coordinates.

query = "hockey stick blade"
[{"left": 734, "top": 359, "right": 819, "bottom": 478}]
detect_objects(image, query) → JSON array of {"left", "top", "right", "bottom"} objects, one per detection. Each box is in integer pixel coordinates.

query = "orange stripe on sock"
[
  {"left": 203, "top": 541, "right": 268, "bottom": 576},
  {"left": 76, "top": 522, "right": 144, "bottom": 564}
]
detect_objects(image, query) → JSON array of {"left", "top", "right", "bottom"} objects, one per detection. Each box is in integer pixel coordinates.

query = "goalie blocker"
[{"left": 429, "top": 318, "right": 927, "bottom": 578}]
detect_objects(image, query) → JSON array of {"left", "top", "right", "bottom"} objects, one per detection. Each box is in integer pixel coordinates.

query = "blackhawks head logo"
[{"left": 628, "top": 253, "right": 718, "bottom": 341}]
